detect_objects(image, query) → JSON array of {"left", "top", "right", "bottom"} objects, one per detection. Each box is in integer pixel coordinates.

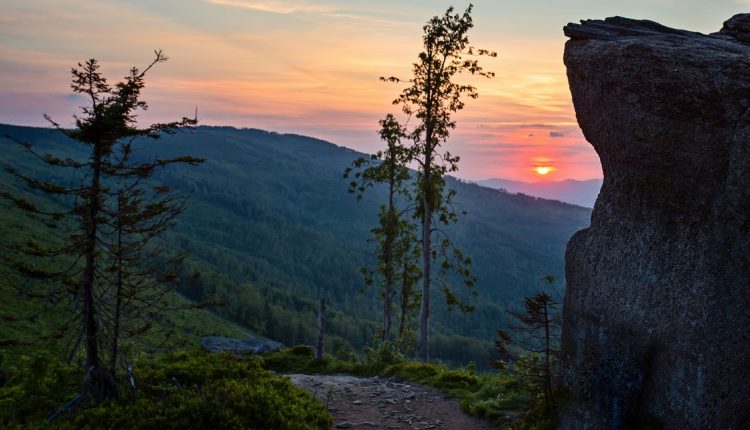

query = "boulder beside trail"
[
  {"left": 200, "top": 336, "right": 283, "bottom": 355},
  {"left": 560, "top": 15, "right": 750, "bottom": 429}
]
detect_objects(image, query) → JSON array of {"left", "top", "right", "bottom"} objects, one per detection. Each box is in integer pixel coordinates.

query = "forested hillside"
[{"left": 0, "top": 123, "right": 591, "bottom": 364}]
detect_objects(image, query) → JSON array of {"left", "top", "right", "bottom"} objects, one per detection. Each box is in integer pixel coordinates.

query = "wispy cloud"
[
  {"left": 2, "top": 0, "right": 609, "bottom": 181},
  {"left": 202, "top": 0, "right": 412, "bottom": 26},
  {"left": 203, "top": 0, "right": 331, "bottom": 14}
]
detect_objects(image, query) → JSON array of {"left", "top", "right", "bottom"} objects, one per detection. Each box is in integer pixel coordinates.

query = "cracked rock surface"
[{"left": 560, "top": 14, "right": 750, "bottom": 430}]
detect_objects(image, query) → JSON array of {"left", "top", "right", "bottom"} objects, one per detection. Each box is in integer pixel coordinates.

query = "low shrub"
[
  {"left": 72, "top": 351, "right": 332, "bottom": 430},
  {"left": 1, "top": 350, "right": 332, "bottom": 429},
  {"left": 0, "top": 352, "right": 81, "bottom": 425},
  {"left": 261, "top": 346, "right": 361, "bottom": 375},
  {"left": 259, "top": 345, "right": 559, "bottom": 429}
]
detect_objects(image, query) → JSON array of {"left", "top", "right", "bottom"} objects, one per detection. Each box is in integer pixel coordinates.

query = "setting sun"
[{"left": 535, "top": 166, "right": 552, "bottom": 175}]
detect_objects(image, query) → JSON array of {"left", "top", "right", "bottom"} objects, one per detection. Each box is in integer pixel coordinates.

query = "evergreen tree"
[
  {"left": 1, "top": 51, "right": 200, "bottom": 401},
  {"left": 383, "top": 4, "right": 495, "bottom": 361},
  {"left": 493, "top": 276, "right": 561, "bottom": 409},
  {"left": 102, "top": 136, "right": 203, "bottom": 374}
]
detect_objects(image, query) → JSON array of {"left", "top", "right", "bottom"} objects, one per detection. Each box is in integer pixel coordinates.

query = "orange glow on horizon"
[
  {"left": 0, "top": 0, "right": 612, "bottom": 182},
  {"left": 535, "top": 166, "right": 552, "bottom": 175}
]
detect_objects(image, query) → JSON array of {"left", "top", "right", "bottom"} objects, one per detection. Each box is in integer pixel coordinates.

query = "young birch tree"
[
  {"left": 345, "top": 114, "right": 421, "bottom": 346},
  {"left": 383, "top": 4, "right": 495, "bottom": 361}
]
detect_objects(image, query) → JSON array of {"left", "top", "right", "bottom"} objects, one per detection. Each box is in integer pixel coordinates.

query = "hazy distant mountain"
[{"left": 476, "top": 178, "right": 603, "bottom": 208}]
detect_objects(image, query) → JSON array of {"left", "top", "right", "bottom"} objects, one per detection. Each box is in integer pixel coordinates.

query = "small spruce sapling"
[{"left": 492, "top": 276, "right": 561, "bottom": 409}]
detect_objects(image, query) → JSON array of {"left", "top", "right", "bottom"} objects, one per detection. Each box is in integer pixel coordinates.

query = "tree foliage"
[
  {"left": 0, "top": 351, "right": 332, "bottom": 429},
  {"left": 0, "top": 51, "right": 202, "bottom": 402},
  {"left": 345, "top": 114, "right": 422, "bottom": 347},
  {"left": 492, "top": 276, "right": 561, "bottom": 410},
  {"left": 101, "top": 134, "right": 204, "bottom": 375},
  {"left": 382, "top": 4, "right": 495, "bottom": 361}
]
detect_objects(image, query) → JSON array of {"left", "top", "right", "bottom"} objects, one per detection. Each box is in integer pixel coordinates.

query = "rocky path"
[{"left": 289, "top": 374, "right": 495, "bottom": 430}]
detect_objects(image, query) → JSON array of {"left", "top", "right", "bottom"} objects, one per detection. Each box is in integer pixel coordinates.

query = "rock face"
[
  {"left": 560, "top": 15, "right": 750, "bottom": 429},
  {"left": 200, "top": 336, "right": 283, "bottom": 355}
]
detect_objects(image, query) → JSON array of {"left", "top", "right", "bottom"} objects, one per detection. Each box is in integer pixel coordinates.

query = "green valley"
[{"left": 1, "top": 123, "right": 590, "bottom": 365}]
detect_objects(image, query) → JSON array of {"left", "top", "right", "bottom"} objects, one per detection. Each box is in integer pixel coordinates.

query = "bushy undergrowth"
[
  {"left": 261, "top": 344, "right": 360, "bottom": 375},
  {"left": 0, "top": 344, "right": 558, "bottom": 429},
  {"left": 262, "top": 344, "right": 558, "bottom": 429},
  {"left": 0, "top": 353, "right": 82, "bottom": 426},
  {"left": 0, "top": 350, "right": 332, "bottom": 429}
]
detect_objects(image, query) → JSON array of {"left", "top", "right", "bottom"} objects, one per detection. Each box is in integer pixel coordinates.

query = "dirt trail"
[{"left": 289, "top": 374, "right": 495, "bottom": 430}]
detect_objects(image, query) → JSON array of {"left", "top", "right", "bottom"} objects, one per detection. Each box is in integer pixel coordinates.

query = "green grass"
[
  {"left": 259, "top": 346, "right": 558, "bottom": 429},
  {"left": 0, "top": 350, "right": 332, "bottom": 429},
  {"left": 381, "top": 360, "right": 558, "bottom": 429}
]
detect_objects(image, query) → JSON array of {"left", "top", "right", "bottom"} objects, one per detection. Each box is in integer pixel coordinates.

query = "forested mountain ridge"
[{"left": 0, "top": 123, "right": 591, "bottom": 364}]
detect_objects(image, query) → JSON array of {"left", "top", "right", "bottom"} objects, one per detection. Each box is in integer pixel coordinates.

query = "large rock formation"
[{"left": 560, "top": 15, "right": 750, "bottom": 429}]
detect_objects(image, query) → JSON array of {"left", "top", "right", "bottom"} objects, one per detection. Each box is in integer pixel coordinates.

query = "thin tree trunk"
[
  {"left": 418, "top": 56, "right": 436, "bottom": 362},
  {"left": 83, "top": 141, "right": 117, "bottom": 400},
  {"left": 110, "top": 195, "right": 124, "bottom": 374},
  {"left": 398, "top": 258, "right": 409, "bottom": 339},
  {"left": 543, "top": 301, "right": 554, "bottom": 406},
  {"left": 83, "top": 143, "right": 102, "bottom": 372},
  {"left": 382, "top": 283, "right": 391, "bottom": 345},
  {"left": 315, "top": 299, "right": 326, "bottom": 361},
  {"left": 382, "top": 181, "right": 396, "bottom": 345},
  {"left": 418, "top": 141, "right": 432, "bottom": 362},
  {"left": 419, "top": 198, "right": 431, "bottom": 362}
]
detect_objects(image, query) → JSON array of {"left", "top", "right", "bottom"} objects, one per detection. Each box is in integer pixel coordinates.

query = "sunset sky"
[{"left": 1, "top": 0, "right": 747, "bottom": 181}]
